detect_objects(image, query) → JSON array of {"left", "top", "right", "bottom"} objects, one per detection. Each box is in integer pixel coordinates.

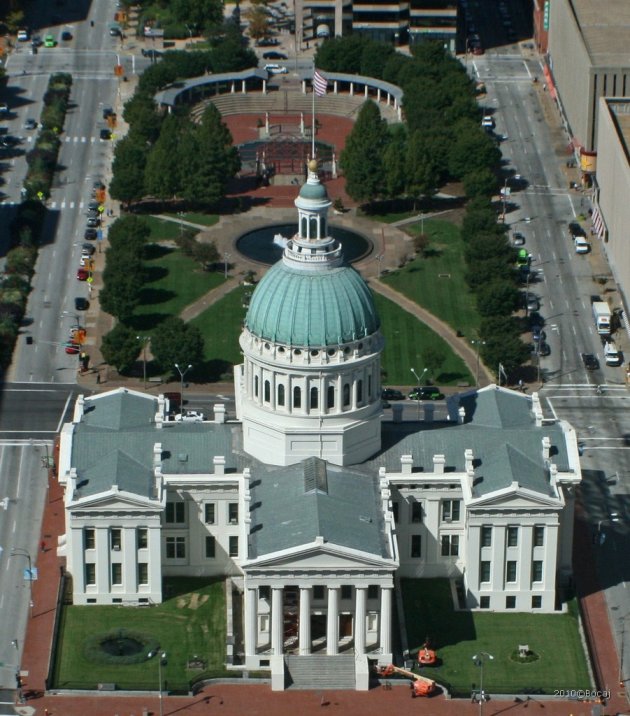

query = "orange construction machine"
[
  {"left": 378, "top": 664, "right": 437, "bottom": 697},
  {"left": 418, "top": 644, "right": 438, "bottom": 666}
]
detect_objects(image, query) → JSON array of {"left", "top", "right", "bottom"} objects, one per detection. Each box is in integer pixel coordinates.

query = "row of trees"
[
  {"left": 110, "top": 44, "right": 253, "bottom": 208},
  {"left": 99, "top": 216, "right": 206, "bottom": 376},
  {"left": 322, "top": 40, "right": 500, "bottom": 206}
]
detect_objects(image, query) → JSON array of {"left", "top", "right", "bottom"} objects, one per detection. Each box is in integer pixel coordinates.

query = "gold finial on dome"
[{"left": 308, "top": 158, "right": 318, "bottom": 172}]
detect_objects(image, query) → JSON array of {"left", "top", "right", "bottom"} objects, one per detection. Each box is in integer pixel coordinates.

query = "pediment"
[
  {"left": 469, "top": 489, "right": 561, "bottom": 510},
  {"left": 68, "top": 489, "right": 160, "bottom": 512},
  {"left": 243, "top": 543, "right": 396, "bottom": 572}
]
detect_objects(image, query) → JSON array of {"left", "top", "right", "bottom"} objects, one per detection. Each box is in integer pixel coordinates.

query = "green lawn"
[
  {"left": 190, "top": 286, "right": 249, "bottom": 381},
  {"left": 374, "top": 293, "right": 472, "bottom": 386},
  {"left": 131, "top": 245, "right": 225, "bottom": 332},
  {"left": 52, "top": 579, "right": 227, "bottom": 691},
  {"left": 383, "top": 219, "right": 480, "bottom": 339},
  {"left": 142, "top": 216, "right": 185, "bottom": 242},
  {"left": 401, "top": 579, "right": 590, "bottom": 696},
  {"left": 162, "top": 211, "right": 220, "bottom": 227}
]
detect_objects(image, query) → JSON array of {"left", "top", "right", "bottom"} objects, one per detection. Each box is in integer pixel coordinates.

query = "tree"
[
  {"left": 464, "top": 233, "right": 513, "bottom": 263},
  {"left": 462, "top": 168, "right": 498, "bottom": 198},
  {"left": 101, "top": 323, "right": 142, "bottom": 374},
  {"left": 192, "top": 241, "right": 220, "bottom": 270},
  {"left": 340, "top": 101, "right": 388, "bottom": 203},
  {"left": 465, "top": 257, "right": 516, "bottom": 291},
  {"left": 382, "top": 128, "right": 407, "bottom": 198},
  {"left": 170, "top": 0, "right": 223, "bottom": 34},
  {"left": 108, "top": 216, "right": 151, "bottom": 258},
  {"left": 476, "top": 280, "right": 520, "bottom": 318},
  {"left": 447, "top": 119, "right": 501, "bottom": 180},
  {"left": 144, "top": 115, "right": 187, "bottom": 199},
  {"left": 481, "top": 332, "right": 530, "bottom": 378},
  {"left": 150, "top": 317, "right": 205, "bottom": 377},
  {"left": 422, "top": 345, "right": 447, "bottom": 382},
  {"left": 406, "top": 132, "right": 439, "bottom": 207},
  {"left": 246, "top": 5, "right": 270, "bottom": 40},
  {"left": 109, "top": 137, "right": 148, "bottom": 206},
  {"left": 100, "top": 255, "right": 144, "bottom": 322}
]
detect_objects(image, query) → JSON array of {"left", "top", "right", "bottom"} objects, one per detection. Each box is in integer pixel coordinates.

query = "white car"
[
  {"left": 574, "top": 236, "right": 591, "bottom": 254},
  {"left": 264, "top": 63, "right": 288, "bottom": 75},
  {"left": 17, "top": 30, "right": 29, "bottom": 42},
  {"left": 174, "top": 411, "right": 204, "bottom": 423}
]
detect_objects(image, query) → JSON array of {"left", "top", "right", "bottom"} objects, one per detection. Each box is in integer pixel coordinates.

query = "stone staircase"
[{"left": 284, "top": 654, "right": 356, "bottom": 690}]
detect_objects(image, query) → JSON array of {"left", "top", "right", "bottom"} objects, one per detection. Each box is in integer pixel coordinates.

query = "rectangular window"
[
  {"left": 313, "top": 585, "right": 325, "bottom": 600},
  {"left": 138, "top": 562, "right": 148, "bottom": 585},
  {"left": 228, "top": 503, "right": 239, "bottom": 525},
  {"left": 259, "top": 586, "right": 270, "bottom": 600},
  {"left": 166, "top": 501, "right": 185, "bottom": 524},
  {"left": 531, "top": 595, "right": 542, "bottom": 609},
  {"left": 507, "top": 526, "right": 518, "bottom": 547},
  {"left": 411, "top": 501, "right": 423, "bottom": 523},
  {"left": 204, "top": 503, "right": 216, "bottom": 524},
  {"left": 441, "top": 534, "right": 459, "bottom": 557},
  {"left": 411, "top": 534, "right": 422, "bottom": 558},
  {"left": 205, "top": 535, "right": 216, "bottom": 558},
  {"left": 166, "top": 536, "right": 186, "bottom": 559},
  {"left": 533, "top": 525, "right": 544, "bottom": 547},
  {"left": 229, "top": 536, "right": 239, "bottom": 558},
  {"left": 111, "top": 563, "right": 122, "bottom": 585},
  {"left": 442, "top": 500, "right": 461, "bottom": 521},
  {"left": 506, "top": 595, "right": 516, "bottom": 609},
  {"left": 506, "top": 560, "right": 517, "bottom": 582},
  {"left": 110, "top": 528, "right": 121, "bottom": 550},
  {"left": 392, "top": 502, "right": 399, "bottom": 523},
  {"left": 137, "top": 528, "right": 148, "bottom": 549},
  {"left": 480, "top": 560, "right": 491, "bottom": 583},
  {"left": 84, "top": 528, "right": 95, "bottom": 550},
  {"left": 85, "top": 563, "right": 96, "bottom": 585},
  {"left": 481, "top": 525, "right": 492, "bottom": 547},
  {"left": 480, "top": 596, "right": 490, "bottom": 609},
  {"left": 367, "top": 585, "right": 378, "bottom": 600},
  {"left": 341, "top": 585, "right": 352, "bottom": 600},
  {"left": 532, "top": 560, "right": 543, "bottom": 582}
]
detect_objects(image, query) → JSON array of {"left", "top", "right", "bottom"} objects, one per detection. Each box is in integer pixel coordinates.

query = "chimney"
[
  {"left": 400, "top": 454, "right": 413, "bottom": 474},
  {"left": 433, "top": 454, "right": 445, "bottom": 474},
  {"left": 68, "top": 467, "right": 78, "bottom": 497},
  {"left": 464, "top": 448, "right": 474, "bottom": 472},
  {"left": 73, "top": 395, "right": 85, "bottom": 423},
  {"left": 423, "top": 403, "right": 434, "bottom": 422},
  {"left": 458, "top": 406, "right": 466, "bottom": 424},
  {"left": 531, "top": 392, "right": 543, "bottom": 426},
  {"left": 542, "top": 436, "right": 551, "bottom": 461},
  {"left": 213, "top": 455, "right": 226, "bottom": 475},
  {"left": 213, "top": 404, "right": 226, "bottom": 424},
  {"left": 153, "top": 443, "right": 162, "bottom": 468},
  {"left": 155, "top": 410, "right": 163, "bottom": 429}
]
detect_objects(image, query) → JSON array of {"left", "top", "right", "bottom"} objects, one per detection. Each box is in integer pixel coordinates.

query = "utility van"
[{"left": 604, "top": 341, "right": 622, "bottom": 366}]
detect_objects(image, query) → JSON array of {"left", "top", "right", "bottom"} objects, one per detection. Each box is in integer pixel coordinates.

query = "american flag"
[{"left": 313, "top": 69, "right": 328, "bottom": 97}]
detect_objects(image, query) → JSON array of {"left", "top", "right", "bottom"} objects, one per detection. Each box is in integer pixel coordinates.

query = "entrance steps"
[{"left": 285, "top": 654, "right": 356, "bottom": 690}]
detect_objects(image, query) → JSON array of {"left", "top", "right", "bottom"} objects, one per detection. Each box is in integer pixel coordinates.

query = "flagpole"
[{"left": 312, "top": 61, "right": 316, "bottom": 158}]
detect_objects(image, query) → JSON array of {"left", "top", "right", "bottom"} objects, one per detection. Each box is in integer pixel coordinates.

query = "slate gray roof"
[
  {"left": 248, "top": 457, "right": 391, "bottom": 560},
  {"left": 154, "top": 68, "right": 269, "bottom": 107},
  {"left": 365, "top": 387, "right": 571, "bottom": 499},
  {"left": 71, "top": 392, "right": 237, "bottom": 500}
]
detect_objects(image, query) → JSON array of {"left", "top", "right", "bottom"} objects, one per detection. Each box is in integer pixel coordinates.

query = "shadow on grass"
[
  {"left": 128, "top": 312, "right": 171, "bottom": 332},
  {"left": 137, "top": 286, "right": 176, "bottom": 306},
  {"left": 145, "top": 244, "right": 173, "bottom": 261},
  {"left": 196, "top": 358, "right": 233, "bottom": 382},
  {"left": 436, "top": 371, "right": 471, "bottom": 384},
  {"left": 143, "top": 265, "right": 169, "bottom": 284}
]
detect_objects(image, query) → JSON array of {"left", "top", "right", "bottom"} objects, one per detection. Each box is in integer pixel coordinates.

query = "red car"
[
  {"left": 77, "top": 268, "right": 89, "bottom": 281},
  {"left": 65, "top": 342, "right": 81, "bottom": 355}
]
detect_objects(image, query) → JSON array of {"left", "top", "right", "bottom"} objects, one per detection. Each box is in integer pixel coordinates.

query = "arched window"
[
  {"left": 327, "top": 385, "right": 335, "bottom": 409},
  {"left": 293, "top": 386, "right": 301, "bottom": 409},
  {"left": 343, "top": 383, "right": 350, "bottom": 407},
  {"left": 264, "top": 380, "right": 270, "bottom": 403},
  {"left": 300, "top": 216, "right": 307, "bottom": 237},
  {"left": 368, "top": 375, "right": 372, "bottom": 399},
  {"left": 357, "top": 379, "right": 363, "bottom": 403},
  {"left": 321, "top": 218, "right": 326, "bottom": 236},
  {"left": 277, "top": 384, "right": 285, "bottom": 407},
  {"left": 310, "top": 386, "right": 318, "bottom": 409},
  {"left": 254, "top": 375, "right": 259, "bottom": 398},
  {"left": 309, "top": 216, "right": 318, "bottom": 239}
]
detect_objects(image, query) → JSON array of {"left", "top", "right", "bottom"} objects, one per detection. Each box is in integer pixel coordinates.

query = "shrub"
[{"left": 83, "top": 629, "right": 160, "bottom": 666}]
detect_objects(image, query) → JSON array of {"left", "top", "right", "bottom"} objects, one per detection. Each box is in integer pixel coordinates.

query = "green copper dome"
[
  {"left": 299, "top": 181, "right": 328, "bottom": 201},
  {"left": 245, "top": 261, "right": 380, "bottom": 347}
]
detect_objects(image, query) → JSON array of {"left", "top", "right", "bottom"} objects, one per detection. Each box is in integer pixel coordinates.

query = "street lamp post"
[
  {"left": 10, "top": 549, "right": 33, "bottom": 619},
  {"left": 375, "top": 254, "right": 384, "bottom": 278},
  {"left": 137, "top": 335, "right": 150, "bottom": 387},
  {"left": 471, "top": 339, "right": 486, "bottom": 387},
  {"left": 177, "top": 211, "right": 185, "bottom": 238},
  {"left": 148, "top": 650, "right": 167, "bottom": 716},
  {"left": 472, "top": 652, "right": 494, "bottom": 716},
  {"left": 174, "top": 363, "right": 192, "bottom": 410},
  {"left": 223, "top": 252, "right": 231, "bottom": 279},
  {"left": 410, "top": 367, "right": 428, "bottom": 420}
]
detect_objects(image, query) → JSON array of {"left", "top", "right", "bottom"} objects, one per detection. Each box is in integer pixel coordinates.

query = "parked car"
[
  {"left": 65, "top": 342, "right": 81, "bottom": 355},
  {"left": 264, "top": 64, "right": 288, "bottom": 74},
  {"left": 382, "top": 388, "right": 405, "bottom": 401},
  {"left": 409, "top": 386, "right": 445, "bottom": 401},
  {"left": 17, "top": 29, "right": 29, "bottom": 42},
  {"left": 61, "top": 31, "right": 73, "bottom": 41},
  {"left": 86, "top": 217, "right": 100, "bottom": 228},
  {"left": 174, "top": 410, "right": 204, "bottom": 423},
  {"left": 84, "top": 228, "right": 98, "bottom": 240},
  {"left": 481, "top": 115, "right": 495, "bottom": 129},
  {"left": 523, "top": 292, "right": 539, "bottom": 312},
  {"left": 0, "top": 135, "right": 19, "bottom": 148},
  {"left": 44, "top": 35, "right": 57, "bottom": 47},
  {"left": 99, "top": 128, "right": 112, "bottom": 140},
  {"left": 511, "top": 232, "right": 526, "bottom": 246},
  {"left": 74, "top": 297, "right": 89, "bottom": 311},
  {"left": 102, "top": 107, "right": 114, "bottom": 119},
  {"left": 256, "top": 38, "right": 280, "bottom": 47},
  {"left": 23, "top": 118, "right": 38, "bottom": 130},
  {"left": 574, "top": 236, "right": 591, "bottom": 254},
  {"left": 31, "top": 35, "right": 42, "bottom": 47},
  {"left": 82, "top": 243, "right": 96, "bottom": 255},
  {"left": 76, "top": 268, "right": 90, "bottom": 281},
  {"left": 531, "top": 341, "right": 551, "bottom": 357},
  {"left": 581, "top": 353, "right": 600, "bottom": 371},
  {"left": 569, "top": 221, "right": 586, "bottom": 237},
  {"left": 263, "top": 51, "right": 288, "bottom": 60},
  {"left": 532, "top": 324, "right": 546, "bottom": 343},
  {"left": 141, "top": 49, "right": 163, "bottom": 59}
]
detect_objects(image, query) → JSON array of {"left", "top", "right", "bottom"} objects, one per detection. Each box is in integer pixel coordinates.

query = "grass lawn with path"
[
  {"left": 131, "top": 245, "right": 225, "bottom": 333},
  {"left": 383, "top": 219, "right": 480, "bottom": 340},
  {"left": 374, "top": 293, "right": 473, "bottom": 386},
  {"left": 402, "top": 579, "right": 590, "bottom": 696},
  {"left": 163, "top": 211, "right": 220, "bottom": 227},
  {"left": 52, "top": 578, "right": 227, "bottom": 691}
]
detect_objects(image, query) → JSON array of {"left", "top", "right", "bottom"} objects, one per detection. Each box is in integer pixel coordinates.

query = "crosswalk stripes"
[{"left": 64, "top": 136, "right": 97, "bottom": 143}]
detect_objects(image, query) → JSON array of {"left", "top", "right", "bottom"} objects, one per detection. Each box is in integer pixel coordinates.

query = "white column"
[
  {"left": 355, "top": 586, "right": 367, "bottom": 655},
  {"left": 326, "top": 586, "right": 340, "bottom": 655},
  {"left": 299, "top": 587, "right": 312, "bottom": 655},
  {"left": 379, "top": 586, "right": 393, "bottom": 655},
  {"left": 245, "top": 587, "right": 258, "bottom": 656},
  {"left": 271, "top": 586, "right": 284, "bottom": 655}
]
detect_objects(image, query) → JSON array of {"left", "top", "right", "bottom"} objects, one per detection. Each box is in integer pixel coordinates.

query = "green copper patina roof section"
[
  {"left": 245, "top": 261, "right": 380, "bottom": 347},
  {"left": 299, "top": 181, "right": 328, "bottom": 201}
]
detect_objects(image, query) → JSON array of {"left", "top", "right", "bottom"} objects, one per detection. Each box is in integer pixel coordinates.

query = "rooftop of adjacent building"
[
  {"left": 569, "top": 0, "right": 630, "bottom": 66},
  {"left": 605, "top": 98, "right": 630, "bottom": 159}
]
